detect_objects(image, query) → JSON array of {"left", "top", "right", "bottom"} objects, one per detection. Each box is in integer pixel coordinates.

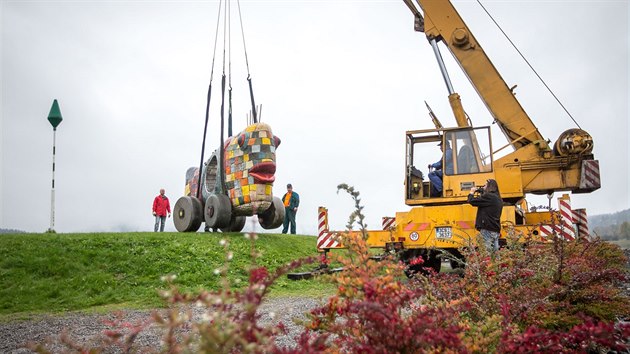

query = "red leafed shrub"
[
  {"left": 302, "top": 231, "right": 470, "bottom": 353},
  {"left": 499, "top": 318, "right": 630, "bottom": 353},
  {"left": 249, "top": 266, "right": 269, "bottom": 284},
  {"left": 32, "top": 186, "right": 630, "bottom": 353}
]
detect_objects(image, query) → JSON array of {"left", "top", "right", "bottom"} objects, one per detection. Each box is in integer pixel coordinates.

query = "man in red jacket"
[{"left": 152, "top": 188, "right": 171, "bottom": 232}]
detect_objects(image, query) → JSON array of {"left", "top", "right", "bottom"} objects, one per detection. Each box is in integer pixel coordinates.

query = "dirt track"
[
  {"left": 4, "top": 250, "right": 630, "bottom": 352},
  {"left": 0, "top": 297, "right": 320, "bottom": 353}
]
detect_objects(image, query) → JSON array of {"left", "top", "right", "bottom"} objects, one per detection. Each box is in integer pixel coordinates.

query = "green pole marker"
[
  {"left": 48, "top": 99, "right": 63, "bottom": 130},
  {"left": 47, "top": 99, "right": 63, "bottom": 233}
]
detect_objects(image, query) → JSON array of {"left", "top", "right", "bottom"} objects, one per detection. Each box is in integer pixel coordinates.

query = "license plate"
[{"left": 436, "top": 227, "right": 452, "bottom": 239}]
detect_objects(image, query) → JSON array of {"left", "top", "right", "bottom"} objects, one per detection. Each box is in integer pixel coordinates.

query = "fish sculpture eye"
[
  {"left": 237, "top": 133, "right": 247, "bottom": 148},
  {"left": 273, "top": 136, "right": 281, "bottom": 148}
]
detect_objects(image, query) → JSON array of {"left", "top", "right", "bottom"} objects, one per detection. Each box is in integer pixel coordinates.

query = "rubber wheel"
[
  {"left": 258, "top": 196, "right": 285, "bottom": 230},
  {"left": 402, "top": 250, "right": 441, "bottom": 278},
  {"left": 205, "top": 194, "right": 232, "bottom": 229},
  {"left": 173, "top": 196, "right": 203, "bottom": 232},
  {"left": 424, "top": 253, "right": 442, "bottom": 273},
  {"left": 220, "top": 216, "right": 246, "bottom": 232}
]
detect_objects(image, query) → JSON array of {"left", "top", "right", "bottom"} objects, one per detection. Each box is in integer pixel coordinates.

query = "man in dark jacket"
[
  {"left": 281, "top": 183, "right": 300, "bottom": 234},
  {"left": 152, "top": 188, "right": 171, "bottom": 232},
  {"left": 467, "top": 179, "right": 502, "bottom": 252}
]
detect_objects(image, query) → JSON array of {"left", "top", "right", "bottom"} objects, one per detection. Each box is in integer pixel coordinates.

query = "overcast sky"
[{"left": 1, "top": 0, "right": 628, "bottom": 234}]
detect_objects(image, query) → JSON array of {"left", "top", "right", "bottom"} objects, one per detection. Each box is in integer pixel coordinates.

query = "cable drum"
[{"left": 553, "top": 129, "right": 594, "bottom": 156}]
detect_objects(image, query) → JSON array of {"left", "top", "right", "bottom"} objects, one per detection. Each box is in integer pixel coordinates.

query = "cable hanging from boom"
[
  {"left": 227, "top": 0, "right": 233, "bottom": 138},
  {"left": 196, "top": 0, "right": 224, "bottom": 200},
  {"left": 196, "top": 0, "right": 259, "bottom": 198},
  {"left": 237, "top": 0, "right": 258, "bottom": 123},
  {"left": 219, "top": 0, "right": 228, "bottom": 194},
  {"left": 476, "top": 0, "right": 582, "bottom": 129}
]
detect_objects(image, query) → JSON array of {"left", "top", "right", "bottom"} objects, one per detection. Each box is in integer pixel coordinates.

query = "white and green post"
[{"left": 47, "top": 99, "right": 63, "bottom": 233}]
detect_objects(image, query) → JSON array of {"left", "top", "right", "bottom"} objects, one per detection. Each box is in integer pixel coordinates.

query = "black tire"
[
  {"left": 173, "top": 196, "right": 203, "bottom": 232},
  {"left": 424, "top": 253, "right": 442, "bottom": 273},
  {"left": 258, "top": 196, "right": 285, "bottom": 230},
  {"left": 446, "top": 249, "right": 465, "bottom": 270},
  {"left": 221, "top": 215, "right": 246, "bottom": 232},
  {"left": 205, "top": 194, "right": 232, "bottom": 229}
]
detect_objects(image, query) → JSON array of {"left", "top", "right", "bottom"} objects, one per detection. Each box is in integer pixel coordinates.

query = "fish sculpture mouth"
[{"left": 249, "top": 162, "right": 276, "bottom": 184}]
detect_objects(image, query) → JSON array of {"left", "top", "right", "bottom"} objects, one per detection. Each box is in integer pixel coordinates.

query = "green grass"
[{"left": 0, "top": 232, "right": 334, "bottom": 318}]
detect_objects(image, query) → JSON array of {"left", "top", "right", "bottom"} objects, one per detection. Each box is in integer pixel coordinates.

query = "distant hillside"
[
  {"left": 0, "top": 228, "right": 26, "bottom": 234},
  {"left": 589, "top": 209, "right": 630, "bottom": 240}
]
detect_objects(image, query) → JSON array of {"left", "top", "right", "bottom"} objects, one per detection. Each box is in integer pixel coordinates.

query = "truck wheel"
[
  {"left": 258, "top": 196, "right": 285, "bottom": 229},
  {"left": 221, "top": 216, "right": 246, "bottom": 232},
  {"left": 424, "top": 253, "right": 442, "bottom": 273},
  {"left": 205, "top": 194, "right": 231, "bottom": 229},
  {"left": 173, "top": 196, "right": 203, "bottom": 232},
  {"left": 402, "top": 250, "right": 441, "bottom": 277}
]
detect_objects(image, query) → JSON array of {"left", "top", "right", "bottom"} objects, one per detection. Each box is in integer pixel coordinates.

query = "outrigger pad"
[
  {"left": 286, "top": 267, "right": 344, "bottom": 281},
  {"left": 287, "top": 272, "right": 314, "bottom": 281}
]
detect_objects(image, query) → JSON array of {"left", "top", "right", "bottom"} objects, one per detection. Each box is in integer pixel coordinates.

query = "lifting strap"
[
  {"left": 237, "top": 0, "right": 257, "bottom": 123},
  {"left": 247, "top": 75, "right": 257, "bottom": 123},
  {"left": 227, "top": 0, "right": 233, "bottom": 137},
  {"left": 196, "top": 0, "right": 224, "bottom": 200}
]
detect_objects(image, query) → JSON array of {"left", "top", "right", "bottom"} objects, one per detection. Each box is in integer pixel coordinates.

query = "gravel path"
[
  {"left": 4, "top": 250, "right": 629, "bottom": 353},
  {"left": 0, "top": 297, "right": 321, "bottom": 353}
]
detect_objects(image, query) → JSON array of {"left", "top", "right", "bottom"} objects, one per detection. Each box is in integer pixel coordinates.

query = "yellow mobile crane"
[{"left": 306, "top": 0, "right": 600, "bottom": 276}]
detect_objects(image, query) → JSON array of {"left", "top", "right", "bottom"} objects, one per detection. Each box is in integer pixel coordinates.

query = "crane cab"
[{"left": 405, "top": 126, "right": 496, "bottom": 205}]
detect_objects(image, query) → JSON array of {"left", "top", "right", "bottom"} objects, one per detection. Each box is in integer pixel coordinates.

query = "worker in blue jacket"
[
  {"left": 428, "top": 140, "right": 453, "bottom": 197},
  {"left": 281, "top": 183, "right": 300, "bottom": 234}
]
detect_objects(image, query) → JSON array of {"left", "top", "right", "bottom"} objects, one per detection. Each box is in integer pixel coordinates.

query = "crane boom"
[
  {"left": 415, "top": 0, "right": 546, "bottom": 151},
  {"left": 402, "top": 0, "right": 599, "bottom": 198}
]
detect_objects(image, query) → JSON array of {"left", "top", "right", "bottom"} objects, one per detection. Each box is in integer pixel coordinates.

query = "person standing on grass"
[
  {"left": 281, "top": 183, "right": 299, "bottom": 234},
  {"left": 467, "top": 179, "right": 503, "bottom": 253},
  {"left": 152, "top": 188, "right": 171, "bottom": 232}
]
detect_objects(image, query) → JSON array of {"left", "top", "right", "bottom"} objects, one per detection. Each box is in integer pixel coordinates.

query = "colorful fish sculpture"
[{"left": 174, "top": 122, "right": 284, "bottom": 232}]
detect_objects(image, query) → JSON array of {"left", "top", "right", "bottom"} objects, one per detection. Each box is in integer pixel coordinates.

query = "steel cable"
[
  {"left": 197, "top": 0, "right": 225, "bottom": 200},
  {"left": 476, "top": 0, "right": 581, "bottom": 129}
]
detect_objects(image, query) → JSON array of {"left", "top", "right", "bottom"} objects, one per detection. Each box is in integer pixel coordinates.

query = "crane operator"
[{"left": 427, "top": 140, "right": 453, "bottom": 197}]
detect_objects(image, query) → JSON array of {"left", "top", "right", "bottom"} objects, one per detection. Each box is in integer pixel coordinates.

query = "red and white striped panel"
[
  {"left": 382, "top": 217, "right": 395, "bottom": 230},
  {"left": 539, "top": 223, "right": 575, "bottom": 241},
  {"left": 317, "top": 207, "right": 340, "bottom": 249},
  {"left": 558, "top": 198, "right": 576, "bottom": 240},
  {"left": 539, "top": 224, "right": 555, "bottom": 239},
  {"left": 572, "top": 208, "right": 590, "bottom": 239},
  {"left": 539, "top": 197, "right": 576, "bottom": 240},
  {"left": 317, "top": 231, "right": 341, "bottom": 249},
  {"left": 318, "top": 207, "right": 328, "bottom": 235},
  {"left": 580, "top": 160, "right": 601, "bottom": 190}
]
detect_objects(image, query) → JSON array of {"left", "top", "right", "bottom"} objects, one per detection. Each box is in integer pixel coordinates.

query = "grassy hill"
[
  {"left": 0, "top": 232, "right": 333, "bottom": 318},
  {"left": 590, "top": 209, "right": 630, "bottom": 228},
  {"left": 590, "top": 209, "right": 630, "bottom": 240}
]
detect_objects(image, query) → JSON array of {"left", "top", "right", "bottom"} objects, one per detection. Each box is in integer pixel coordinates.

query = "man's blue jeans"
[
  {"left": 155, "top": 215, "right": 166, "bottom": 232},
  {"left": 480, "top": 229, "right": 499, "bottom": 253},
  {"left": 428, "top": 170, "right": 443, "bottom": 197},
  {"left": 282, "top": 208, "right": 297, "bottom": 234}
]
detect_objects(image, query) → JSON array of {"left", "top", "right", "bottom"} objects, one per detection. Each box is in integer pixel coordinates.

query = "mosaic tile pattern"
[
  {"left": 182, "top": 122, "right": 280, "bottom": 216},
  {"left": 224, "top": 123, "right": 280, "bottom": 214}
]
